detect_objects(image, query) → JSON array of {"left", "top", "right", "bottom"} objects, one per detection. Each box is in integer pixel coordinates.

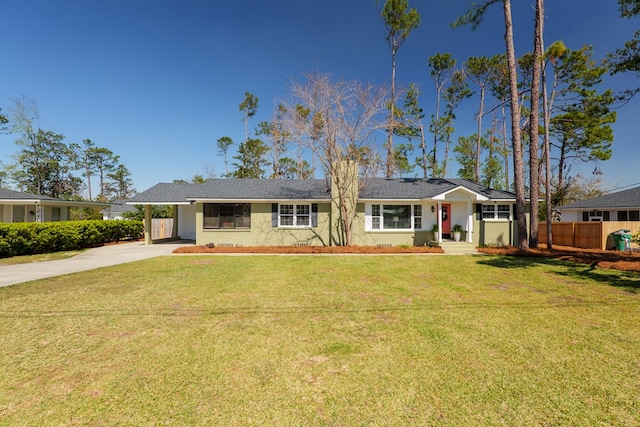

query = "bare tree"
[{"left": 283, "top": 73, "right": 389, "bottom": 245}]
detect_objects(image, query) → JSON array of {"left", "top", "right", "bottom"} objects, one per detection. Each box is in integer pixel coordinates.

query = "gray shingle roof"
[
  {"left": 128, "top": 179, "right": 331, "bottom": 203},
  {"left": 129, "top": 178, "right": 517, "bottom": 203},
  {"left": 360, "top": 178, "right": 516, "bottom": 200},
  {"left": 444, "top": 178, "right": 517, "bottom": 199},
  {"left": 0, "top": 188, "right": 61, "bottom": 201},
  {"left": 127, "top": 183, "right": 201, "bottom": 203},
  {"left": 560, "top": 186, "right": 640, "bottom": 210},
  {"left": 0, "top": 188, "right": 111, "bottom": 207},
  {"left": 102, "top": 199, "right": 137, "bottom": 216}
]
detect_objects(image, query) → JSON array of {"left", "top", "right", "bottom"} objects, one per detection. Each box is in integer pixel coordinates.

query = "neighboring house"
[
  {"left": 102, "top": 199, "right": 137, "bottom": 220},
  {"left": 128, "top": 170, "right": 526, "bottom": 247},
  {"left": 558, "top": 186, "right": 640, "bottom": 222},
  {"left": 0, "top": 188, "right": 110, "bottom": 223}
]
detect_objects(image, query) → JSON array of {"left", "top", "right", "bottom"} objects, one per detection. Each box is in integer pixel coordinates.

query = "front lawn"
[{"left": 0, "top": 255, "right": 638, "bottom": 425}]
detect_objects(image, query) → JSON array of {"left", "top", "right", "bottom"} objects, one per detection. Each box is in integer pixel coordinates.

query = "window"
[
  {"left": 482, "top": 205, "right": 495, "bottom": 219},
  {"left": 279, "top": 204, "right": 310, "bottom": 227},
  {"left": 371, "top": 204, "right": 381, "bottom": 230},
  {"left": 203, "top": 203, "right": 251, "bottom": 229},
  {"left": 617, "top": 210, "right": 639, "bottom": 221},
  {"left": 413, "top": 205, "right": 422, "bottom": 229},
  {"left": 367, "top": 204, "right": 419, "bottom": 230},
  {"left": 383, "top": 205, "right": 411, "bottom": 229},
  {"left": 482, "top": 204, "right": 511, "bottom": 220},
  {"left": 12, "top": 206, "right": 25, "bottom": 223},
  {"left": 51, "top": 207, "right": 61, "bottom": 222},
  {"left": 497, "top": 205, "right": 510, "bottom": 219},
  {"left": 583, "top": 210, "right": 610, "bottom": 221}
]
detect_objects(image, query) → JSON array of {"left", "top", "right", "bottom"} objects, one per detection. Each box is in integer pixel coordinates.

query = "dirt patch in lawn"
[
  {"left": 478, "top": 245, "right": 640, "bottom": 273},
  {"left": 173, "top": 245, "right": 444, "bottom": 255}
]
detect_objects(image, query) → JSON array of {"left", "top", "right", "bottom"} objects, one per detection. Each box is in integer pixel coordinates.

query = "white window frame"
[
  {"left": 278, "top": 203, "right": 311, "bottom": 228},
  {"left": 583, "top": 210, "right": 610, "bottom": 222},
  {"left": 482, "top": 204, "right": 511, "bottom": 221},
  {"left": 413, "top": 205, "right": 422, "bottom": 230},
  {"left": 366, "top": 203, "right": 424, "bottom": 231}
]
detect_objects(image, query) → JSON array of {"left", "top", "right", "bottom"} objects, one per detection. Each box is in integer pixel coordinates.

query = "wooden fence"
[
  {"left": 539, "top": 221, "right": 640, "bottom": 250},
  {"left": 151, "top": 218, "right": 174, "bottom": 240}
]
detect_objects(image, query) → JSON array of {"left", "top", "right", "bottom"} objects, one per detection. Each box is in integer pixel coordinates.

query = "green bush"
[{"left": 0, "top": 220, "right": 143, "bottom": 259}]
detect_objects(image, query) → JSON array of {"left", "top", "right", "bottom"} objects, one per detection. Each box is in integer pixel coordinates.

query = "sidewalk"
[{"left": 0, "top": 241, "right": 189, "bottom": 288}]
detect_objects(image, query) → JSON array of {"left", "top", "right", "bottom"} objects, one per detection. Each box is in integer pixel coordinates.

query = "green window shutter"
[
  {"left": 271, "top": 203, "right": 278, "bottom": 227},
  {"left": 311, "top": 204, "right": 318, "bottom": 227},
  {"left": 475, "top": 204, "right": 482, "bottom": 220},
  {"left": 513, "top": 204, "right": 517, "bottom": 220}
]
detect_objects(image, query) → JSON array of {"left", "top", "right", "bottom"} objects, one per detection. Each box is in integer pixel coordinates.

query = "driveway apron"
[{"left": 0, "top": 241, "right": 188, "bottom": 288}]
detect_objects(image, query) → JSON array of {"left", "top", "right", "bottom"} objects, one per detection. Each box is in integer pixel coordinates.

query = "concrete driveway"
[{"left": 0, "top": 241, "right": 191, "bottom": 288}]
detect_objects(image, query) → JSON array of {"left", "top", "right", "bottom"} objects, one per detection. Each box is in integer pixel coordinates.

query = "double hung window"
[
  {"left": 482, "top": 204, "right": 511, "bottom": 220},
  {"left": 279, "top": 204, "right": 310, "bottom": 227}
]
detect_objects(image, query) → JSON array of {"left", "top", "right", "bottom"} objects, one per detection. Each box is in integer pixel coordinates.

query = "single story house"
[
  {"left": 0, "top": 188, "right": 109, "bottom": 223},
  {"left": 128, "top": 169, "right": 526, "bottom": 248},
  {"left": 102, "top": 199, "right": 137, "bottom": 220},
  {"left": 558, "top": 186, "right": 640, "bottom": 222}
]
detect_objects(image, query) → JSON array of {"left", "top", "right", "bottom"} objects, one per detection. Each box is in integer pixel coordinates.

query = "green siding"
[
  {"left": 195, "top": 202, "right": 331, "bottom": 246},
  {"left": 191, "top": 197, "right": 526, "bottom": 248}
]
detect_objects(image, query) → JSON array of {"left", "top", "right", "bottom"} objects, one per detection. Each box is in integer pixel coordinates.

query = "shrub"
[{"left": 0, "top": 220, "right": 144, "bottom": 259}]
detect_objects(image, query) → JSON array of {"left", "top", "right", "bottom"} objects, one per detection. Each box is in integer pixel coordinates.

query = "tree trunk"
[
  {"left": 503, "top": 0, "right": 528, "bottom": 250},
  {"left": 540, "top": 6, "right": 552, "bottom": 249},
  {"left": 86, "top": 166, "right": 92, "bottom": 201},
  {"left": 542, "top": 73, "right": 553, "bottom": 248},
  {"left": 386, "top": 50, "right": 397, "bottom": 179},
  {"left": 419, "top": 123, "right": 428, "bottom": 178},
  {"left": 528, "top": 0, "right": 544, "bottom": 248},
  {"left": 558, "top": 140, "right": 567, "bottom": 195},
  {"left": 476, "top": 86, "right": 485, "bottom": 182},
  {"left": 501, "top": 104, "right": 510, "bottom": 190}
]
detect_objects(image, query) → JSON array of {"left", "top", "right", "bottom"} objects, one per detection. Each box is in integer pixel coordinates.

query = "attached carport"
[{"left": 126, "top": 182, "right": 198, "bottom": 245}]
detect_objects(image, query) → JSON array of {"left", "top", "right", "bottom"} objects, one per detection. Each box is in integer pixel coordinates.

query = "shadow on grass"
[{"left": 476, "top": 255, "right": 640, "bottom": 292}]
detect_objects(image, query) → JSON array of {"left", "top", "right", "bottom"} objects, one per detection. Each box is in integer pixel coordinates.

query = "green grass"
[
  {"left": 0, "top": 255, "right": 639, "bottom": 426},
  {"left": 0, "top": 250, "right": 84, "bottom": 265}
]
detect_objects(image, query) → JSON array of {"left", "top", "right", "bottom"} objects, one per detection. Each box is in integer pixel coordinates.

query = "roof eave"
[
  {"left": 189, "top": 198, "right": 330, "bottom": 203},
  {"left": 126, "top": 201, "right": 194, "bottom": 205},
  {"left": 431, "top": 185, "right": 491, "bottom": 201}
]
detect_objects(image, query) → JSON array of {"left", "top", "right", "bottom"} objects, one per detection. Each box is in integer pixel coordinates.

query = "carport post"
[
  {"left": 144, "top": 205, "right": 153, "bottom": 245},
  {"left": 172, "top": 204, "right": 179, "bottom": 238}
]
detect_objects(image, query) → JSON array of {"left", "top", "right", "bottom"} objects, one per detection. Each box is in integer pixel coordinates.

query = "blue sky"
[{"left": 0, "top": 0, "right": 638, "bottom": 196}]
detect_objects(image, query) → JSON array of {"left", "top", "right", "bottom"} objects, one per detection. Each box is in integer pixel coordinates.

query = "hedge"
[{"left": 0, "top": 220, "right": 144, "bottom": 258}]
